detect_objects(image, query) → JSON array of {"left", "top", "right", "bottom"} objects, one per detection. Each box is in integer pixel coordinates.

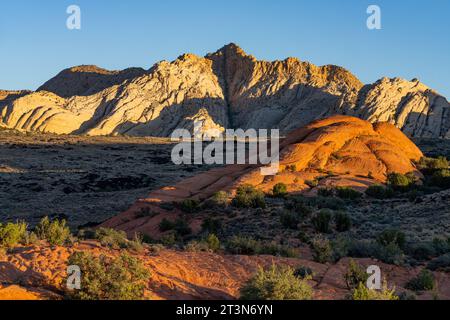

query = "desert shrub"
[
  {"left": 160, "top": 232, "right": 177, "bottom": 247},
  {"left": 331, "top": 236, "right": 350, "bottom": 261},
  {"left": 311, "top": 209, "right": 332, "bottom": 233},
  {"left": 294, "top": 266, "right": 313, "bottom": 279},
  {"left": 418, "top": 156, "right": 448, "bottom": 171},
  {"left": 347, "top": 240, "right": 377, "bottom": 258},
  {"left": 201, "top": 217, "right": 223, "bottom": 234},
  {"left": 22, "top": 231, "right": 40, "bottom": 246},
  {"left": 387, "top": 173, "right": 415, "bottom": 191},
  {"left": 35, "top": 217, "right": 71, "bottom": 246},
  {"left": 127, "top": 233, "right": 145, "bottom": 253},
  {"left": 240, "top": 265, "right": 313, "bottom": 300},
  {"left": 310, "top": 236, "right": 332, "bottom": 263},
  {"left": 232, "top": 185, "right": 266, "bottom": 208},
  {"left": 280, "top": 211, "right": 300, "bottom": 229},
  {"left": 344, "top": 260, "right": 368, "bottom": 290},
  {"left": 406, "top": 269, "right": 435, "bottom": 291},
  {"left": 317, "top": 188, "right": 334, "bottom": 197},
  {"left": 185, "top": 240, "right": 210, "bottom": 252},
  {"left": 335, "top": 187, "right": 362, "bottom": 200},
  {"left": 272, "top": 183, "right": 288, "bottom": 198},
  {"left": 94, "top": 227, "right": 128, "bottom": 249},
  {"left": 398, "top": 291, "right": 417, "bottom": 300},
  {"left": 0, "top": 221, "right": 27, "bottom": 247},
  {"left": 427, "top": 254, "right": 450, "bottom": 272},
  {"left": 207, "top": 191, "right": 229, "bottom": 208},
  {"left": 334, "top": 211, "right": 352, "bottom": 232},
  {"left": 225, "top": 236, "right": 295, "bottom": 258},
  {"left": 180, "top": 199, "right": 200, "bottom": 213},
  {"left": 432, "top": 237, "right": 450, "bottom": 255},
  {"left": 259, "top": 242, "right": 297, "bottom": 258},
  {"left": 376, "top": 229, "right": 406, "bottom": 250},
  {"left": 287, "top": 195, "right": 345, "bottom": 211},
  {"left": 205, "top": 234, "right": 220, "bottom": 252},
  {"left": 429, "top": 169, "right": 450, "bottom": 188},
  {"left": 67, "top": 252, "right": 150, "bottom": 300},
  {"left": 375, "top": 242, "right": 405, "bottom": 265},
  {"left": 159, "top": 218, "right": 175, "bottom": 232},
  {"left": 226, "top": 236, "right": 261, "bottom": 255},
  {"left": 365, "top": 185, "right": 394, "bottom": 199},
  {"left": 351, "top": 282, "right": 398, "bottom": 300}
]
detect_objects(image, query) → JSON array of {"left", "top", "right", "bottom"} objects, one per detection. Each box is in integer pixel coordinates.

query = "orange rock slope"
[
  {"left": 1, "top": 243, "right": 449, "bottom": 300},
  {"left": 101, "top": 115, "right": 423, "bottom": 237}
]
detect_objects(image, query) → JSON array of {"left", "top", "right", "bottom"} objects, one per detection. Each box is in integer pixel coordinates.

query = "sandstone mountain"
[
  {"left": 0, "top": 44, "right": 448, "bottom": 138},
  {"left": 101, "top": 116, "right": 423, "bottom": 238}
]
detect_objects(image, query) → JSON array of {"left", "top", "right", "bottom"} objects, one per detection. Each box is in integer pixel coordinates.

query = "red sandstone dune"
[
  {"left": 1, "top": 243, "right": 448, "bottom": 300},
  {"left": 101, "top": 115, "right": 423, "bottom": 237}
]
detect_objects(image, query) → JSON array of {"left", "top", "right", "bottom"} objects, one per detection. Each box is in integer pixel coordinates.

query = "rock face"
[
  {"left": 101, "top": 116, "right": 423, "bottom": 237},
  {"left": 1, "top": 44, "right": 448, "bottom": 138}
]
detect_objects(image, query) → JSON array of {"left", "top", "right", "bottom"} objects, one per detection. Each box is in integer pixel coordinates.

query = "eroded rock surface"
[{"left": 1, "top": 44, "right": 448, "bottom": 138}]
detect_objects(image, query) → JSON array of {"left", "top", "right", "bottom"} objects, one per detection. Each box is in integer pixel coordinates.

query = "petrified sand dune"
[
  {"left": 1, "top": 44, "right": 448, "bottom": 137},
  {"left": 101, "top": 116, "right": 423, "bottom": 237}
]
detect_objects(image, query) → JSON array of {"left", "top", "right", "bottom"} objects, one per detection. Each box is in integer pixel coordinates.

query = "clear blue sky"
[{"left": 0, "top": 0, "right": 449, "bottom": 97}]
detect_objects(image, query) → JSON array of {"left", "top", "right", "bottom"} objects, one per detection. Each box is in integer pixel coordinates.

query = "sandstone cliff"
[{"left": 0, "top": 44, "right": 448, "bottom": 138}]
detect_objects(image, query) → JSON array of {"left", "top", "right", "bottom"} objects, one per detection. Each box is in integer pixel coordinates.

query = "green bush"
[
  {"left": 226, "top": 236, "right": 261, "bottom": 255},
  {"left": 418, "top": 156, "right": 448, "bottom": 171},
  {"left": 310, "top": 236, "right": 332, "bottom": 263},
  {"left": 406, "top": 269, "right": 435, "bottom": 291},
  {"left": 185, "top": 240, "right": 210, "bottom": 252},
  {"left": 351, "top": 282, "right": 398, "bottom": 300},
  {"left": 344, "top": 260, "right": 368, "bottom": 290},
  {"left": 280, "top": 211, "right": 300, "bottom": 229},
  {"left": 207, "top": 191, "right": 229, "bottom": 208},
  {"left": 334, "top": 211, "right": 352, "bottom": 232},
  {"left": 365, "top": 185, "right": 394, "bottom": 199},
  {"left": 173, "top": 218, "right": 192, "bottom": 236},
  {"left": 335, "top": 187, "right": 362, "bottom": 200},
  {"left": 305, "top": 179, "right": 318, "bottom": 188},
  {"left": 67, "top": 252, "right": 150, "bottom": 300},
  {"left": 311, "top": 209, "right": 332, "bottom": 233},
  {"left": 232, "top": 185, "right": 266, "bottom": 208},
  {"left": 0, "top": 221, "right": 27, "bottom": 247},
  {"left": 180, "top": 199, "right": 200, "bottom": 213},
  {"left": 272, "top": 183, "right": 288, "bottom": 198},
  {"left": 387, "top": 173, "right": 415, "bottom": 191},
  {"left": 94, "top": 227, "right": 128, "bottom": 249},
  {"left": 377, "top": 229, "right": 406, "bottom": 250},
  {"left": 240, "top": 265, "right": 313, "bottom": 300},
  {"left": 205, "top": 234, "right": 221, "bottom": 252},
  {"left": 226, "top": 236, "right": 295, "bottom": 258},
  {"left": 284, "top": 198, "right": 313, "bottom": 217},
  {"left": 35, "top": 217, "right": 71, "bottom": 246}
]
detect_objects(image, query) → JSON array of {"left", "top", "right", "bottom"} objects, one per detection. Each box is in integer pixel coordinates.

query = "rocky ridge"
[{"left": 1, "top": 44, "right": 448, "bottom": 138}]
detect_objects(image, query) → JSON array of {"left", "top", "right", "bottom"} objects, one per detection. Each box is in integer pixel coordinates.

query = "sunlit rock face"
[{"left": 1, "top": 44, "right": 448, "bottom": 138}]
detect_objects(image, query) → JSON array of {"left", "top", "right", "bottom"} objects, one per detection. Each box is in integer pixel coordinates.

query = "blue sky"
[{"left": 0, "top": 0, "right": 449, "bottom": 97}]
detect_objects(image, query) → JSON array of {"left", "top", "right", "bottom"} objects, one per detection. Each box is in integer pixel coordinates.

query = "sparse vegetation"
[
  {"left": 280, "top": 211, "right": 300, "bottom": 229},
  {"left": 35, "top": 217, "right": 71, "bottom": 246},
  {"left": 94, "top": 227, "right": 128, "bottom": 249},
  {"left": 232, "top": 185, "right": 266, "bottom": 208},
  {"left": 377, "top": 229, "right": 406, "bottom": 250},
  {"left": 180, "top": 199, "right": 200, "bottom": 213},
  {"left": 335, "top": 187, "right": 362, "bottom": 200},
  {"left": 0, "top": 221, "right": 27, "bottom": 248},
  {"left": 387, "top": 172, "right": 416, "bottom": 191},
  {"left": 351, "top": 282, "right": 398, "bottom": 300},
  {"left": 310, "top": 235, "right": 332, "bottom": 263},
  {"left": 344, "top": 260, "right": 368, "bottom": 290},
  {"left": 406, "top": 269, "right": 435, "bottom": 291},
  {"left": 67, "top": 252, "right": 150, "bottom": 300},
  {"left": 240, "top": 265, "right": 313, "bottom": 300},
  {"left": 272, "top": 183, "right": 288, "bottom": 198},
  {"left": 365, "top": 185, "right": 394, "bottom": 199}
]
